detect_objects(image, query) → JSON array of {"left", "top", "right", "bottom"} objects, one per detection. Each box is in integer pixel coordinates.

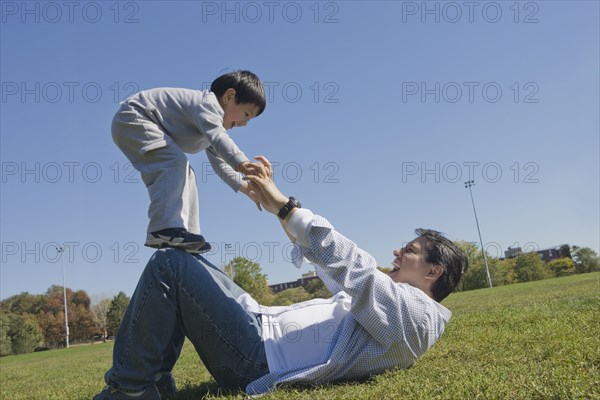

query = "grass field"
[{"left": 1, "top": 273, "right": 599, "bottom": 400}]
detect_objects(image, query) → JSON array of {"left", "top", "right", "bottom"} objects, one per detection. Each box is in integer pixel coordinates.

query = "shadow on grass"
[
  {"left": 172, "top": 380, "right": 245, "bottom": 399},
  {"left": 171, "top": 375, "right": 377, "bottom": 399}
]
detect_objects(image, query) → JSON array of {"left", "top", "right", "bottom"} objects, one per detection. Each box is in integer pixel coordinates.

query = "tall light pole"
[
  {"left": 464, "top": 180, "right": 493, "bottom": 288},
  {"left": 56, "top": 246, "right": 70, "bottom": 348}
]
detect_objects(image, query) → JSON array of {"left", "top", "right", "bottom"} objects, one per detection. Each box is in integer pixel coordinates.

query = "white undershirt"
[{"left": 262, "top": 294, "right": 351, "bottom": 371}]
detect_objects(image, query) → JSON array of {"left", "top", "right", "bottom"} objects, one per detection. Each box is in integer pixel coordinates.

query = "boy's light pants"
[{"left": 111, "top": 105, "right": 200, "bottom": 235}]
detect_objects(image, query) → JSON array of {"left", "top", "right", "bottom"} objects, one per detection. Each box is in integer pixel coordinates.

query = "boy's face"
[{"left": 220, "top": 89, "right": 260, "bottom": 130}]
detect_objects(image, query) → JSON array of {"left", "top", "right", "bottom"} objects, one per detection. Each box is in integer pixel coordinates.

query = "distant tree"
[
  {"left": 8, "top": 314, "right": 43, "bottom": 354},
  {"left": 572, "top": 247, "right": 600, "bottom": 274},
  {"left": 304, "top": 278, "right": 332, "bottom": 299},
  {"left": 0, "top": 313, "right": 12, "bottom": 356},
  {"left": 71, "top": 290, "right": 91, "bottom": 309},
  {"left": 37, "top": 311, "right": 66, "bottom": 348},
  {"left": 495, "top": 258, "right": 517, "bottom": 286},
  {"left": 39, "top": 286, "right": 96, "bottom": 346},
  {"left": 107, "top": 292, "right": 130, "bottom": 337},
  {"left": 547, "top": 257, "right": 576, "bottom": 277},
  {"left": 457, "top": 241, "right": 489, "bottom": 290},
  {"left": 92, "top": 298, "right": 112, "bottom": 342},
  {"left": 514, "top": 253, "right": 553, "bottom": 282},
  {"left": 224, "top": 257, "right": 274, "bottom": 305},
  {"left": 71, "top": 304, "right": 95, "bottom": 343},
  {"left": 272, "top": 287, "right": 312, "bottom": 306},
  {"left": 44, "top": 286, "right": 73, "bottom": 315},
  {"left": 1, "top": 292, "right": 46, "bottom": 315}
]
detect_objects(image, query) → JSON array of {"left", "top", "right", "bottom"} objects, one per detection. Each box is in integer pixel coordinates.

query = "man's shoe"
[
  {"left": 155, "top": 372, "right": 176, "bottom": 397},
  {"left": 145, "top": 228, "right": 206, "bottom": 251},
  {"left": 93, "top": 384, "right": 160, "bottom": 400}
]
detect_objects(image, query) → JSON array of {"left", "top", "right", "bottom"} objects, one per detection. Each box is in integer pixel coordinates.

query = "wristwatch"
[{"left": 278, "top": 197, "right": 301, "bottom": 220}]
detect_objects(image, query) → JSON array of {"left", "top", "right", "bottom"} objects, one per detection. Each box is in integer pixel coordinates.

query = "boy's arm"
[
  {"left": 192, "top": 98, "right": 249, "bottom": 171},
  {"left": 206, "top": 147, "right": 263, "bottom": 210},
  {"left": 205, "top": 146, "right": 244, "bottom": 192}
]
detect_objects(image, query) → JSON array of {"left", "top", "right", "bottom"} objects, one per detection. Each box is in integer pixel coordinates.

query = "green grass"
[{"left": 1, "top": 273, "right": 599, "bottom": 399}]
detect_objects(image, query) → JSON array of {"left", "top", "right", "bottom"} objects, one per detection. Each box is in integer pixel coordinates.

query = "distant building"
[
  {"left": 504, "top": 247, "right": 522, "bottom": 259},
  {"left": 269, "top": 271, "right": 320, "bottom": 294},
  {"left": 504, "top": 244, "right": 571, "bottom": 262},
  {"left": 536, "top": 245, "right": 571, "bottom": 262}
]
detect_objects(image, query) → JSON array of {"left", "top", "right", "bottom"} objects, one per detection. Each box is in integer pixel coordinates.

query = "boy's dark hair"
[
  {"left": 415, "top": 228, "right": 469, "bottom": 302},
  {"left": 210, "top": 70, "right": 266, "bottom": 116}
]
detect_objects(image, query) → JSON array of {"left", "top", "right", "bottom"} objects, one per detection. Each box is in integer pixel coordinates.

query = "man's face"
[
  {"left": 222, "top": 99, "right": 260, "bottom": 130},
  {"left": 387, "top": 237, "right": 437, "bottom": 285}
]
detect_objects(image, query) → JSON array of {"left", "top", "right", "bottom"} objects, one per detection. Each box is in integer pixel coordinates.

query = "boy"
[{"left": 111, "top": 70, "right": 266, "bottom": 253}]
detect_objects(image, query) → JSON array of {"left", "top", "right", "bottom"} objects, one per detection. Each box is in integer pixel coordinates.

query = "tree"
[
  {"left": 71, "top": 304, "right": 96, "bottom": 343},
  {"left": 8, "top": 314, "right": 43, "bottom": 354},
  {"left": 71, "top": 290, "right": 91, "bottom": 309},
  {"left": 1, "top": 292, "right": 46, "bottom": 316},
  {"left": 37, "top": 311, "right": 65, "bottom": 348},
  {"left": 92, "top": 298, "right": 112, "bottom": 342},
  {"left": 495, "top": 258, "right": 517, "bottom": 285},
  {"left": 456, "top": 241, "right": 489, "bottom": 290},
  {"left": 224, "top": 257, "right": 274, "bottom": 305},
  {"left": 272, "top": 287, "right": 312, "bottom": 306},
  {"left": 38, "top": 286, "right": 95, "bottom": 346},
  {"left": 107, "top": 292, "right": 130, "bottom": 337},
  {"left": 44, "top": 286, "right": 73, "bottom": 315},
  {"left": 547, "top": 257, "right": 575, "bottom": 277},
  {"left": 304, "top": 278, "right": 332, "bottom": 299},
  {"left": 572, "top": 247, "right": 600, "bottom": 274},
  {"left": 0, "top": 313, "right": 12, "bottom": 356},
  {"left": 514, "top": 253, "right": 553, "bottom": 282}
]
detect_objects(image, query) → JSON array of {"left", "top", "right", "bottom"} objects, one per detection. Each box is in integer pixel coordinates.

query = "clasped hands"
[{"left": 241, "top": 156, "right": 290, "bottom": 217}]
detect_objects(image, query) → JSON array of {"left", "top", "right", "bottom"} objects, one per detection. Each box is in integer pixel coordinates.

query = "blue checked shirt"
[{"left": 243, "top": 209, "right": 452, "bottom": 396}]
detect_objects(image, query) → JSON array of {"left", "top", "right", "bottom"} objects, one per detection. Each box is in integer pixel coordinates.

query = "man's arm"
[{"left": 245, "top": 160, "right": 440, "bottom": 351}]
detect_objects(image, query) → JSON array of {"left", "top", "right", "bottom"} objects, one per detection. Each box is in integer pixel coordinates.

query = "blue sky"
[{"left": 1, "top": 1, "right": 598, "bottom": 301}]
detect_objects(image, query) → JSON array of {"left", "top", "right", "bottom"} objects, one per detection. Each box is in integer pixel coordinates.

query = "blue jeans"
[{"left": 104, "top": 248, "right": 269, "bottom": 393}]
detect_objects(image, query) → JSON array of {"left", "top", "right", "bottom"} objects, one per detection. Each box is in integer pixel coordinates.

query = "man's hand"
[
  {"left": 239, "top": 181, "right": 262, "bottom": 211},
  {"left": 238, "top": 156, "right": 274, "bottom": 211},
  {"left": 244, "top": 156, "right": 289, "bottom": 216}
]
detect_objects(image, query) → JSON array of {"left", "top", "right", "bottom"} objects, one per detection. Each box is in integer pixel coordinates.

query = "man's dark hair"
[
  {"left": 210, "top": 70, "right": 266, "bottom": 116},
  {"left": 415, "top": 228, "right": 469, "bottom": 302}
]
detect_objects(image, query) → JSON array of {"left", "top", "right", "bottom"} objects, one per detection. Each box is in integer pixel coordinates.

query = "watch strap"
[{"left": 278, "top": 197, "right": 301, "bottom": 220}]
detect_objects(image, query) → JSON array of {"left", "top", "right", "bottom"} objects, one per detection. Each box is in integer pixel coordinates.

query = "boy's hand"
[{"left": 237, "top": 160, "right": 270, "bottom": 178}]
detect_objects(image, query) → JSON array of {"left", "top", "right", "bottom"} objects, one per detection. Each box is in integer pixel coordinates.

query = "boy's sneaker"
[
  {"left": 188, "top": 241, "right": 212, "bottom": 255},
  {"left": 93, "top": 384, "right": 160, "bottom": 400},
  {"left": 145, "top": 228, "right": 206, "bottom": 251}
]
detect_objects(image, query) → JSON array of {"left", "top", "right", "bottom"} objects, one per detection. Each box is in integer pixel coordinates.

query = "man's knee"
[{"left": 156, "top": 248, "right": 207, "bottom": 276}]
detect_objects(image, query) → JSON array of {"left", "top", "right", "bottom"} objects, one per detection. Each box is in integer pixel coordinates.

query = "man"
[{"left": 94, "top": 157, "right": 468, "bottom": 399}]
